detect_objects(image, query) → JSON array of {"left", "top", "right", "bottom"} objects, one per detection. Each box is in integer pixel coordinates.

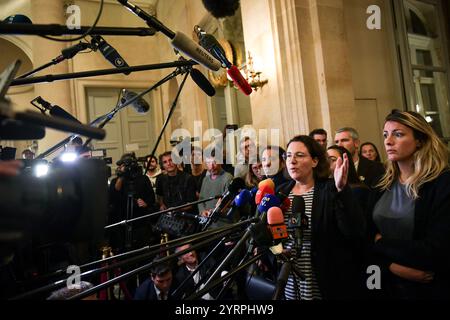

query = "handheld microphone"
[
  {"left": 257, "top": 194, "right": 281, "bottom": 214},
  {"left": 255, "top": 184, "right": 275, "bottom": 205},
  {"left": 258, "top": 178, "right": 275, "bottom": 191},
  {"left": 288, "top": 196, "right": 307, "bottom": 257},
  {"left": 194, "top": 25, "right": 252, "bottom": 95},
  {"left": 189, "top": 68, "right": 216, "bottom": 97},
  {"left": 226, "top": 189, "right": 252, "bottom": 220},
  {"left": 32, "top": 96, "right": 81, "bottom": 124},
  {"left": 117, "top": 0, "right": 221, "bottom": 71},
  {"left": 170, "top": 32, "right": 221, "bottom": 71},
  {"left": 121, "top": 90, "right": 150, "bottom": 113},
  {"left": 212, "top": 177, "right": 246, "bottom": 217},
  {"left": 90, "top": 35, "right": 130, "bottom": 74},
  {"left": 59, "top": 42, "right": 93, "bottom": 61},
  {"left": 267, "top": 207, "right": 288, "bottom": 241}
]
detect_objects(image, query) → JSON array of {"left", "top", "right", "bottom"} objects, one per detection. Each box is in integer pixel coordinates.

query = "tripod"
[{"left": 124, "top": 178, "right": 136, "bottom": 250}]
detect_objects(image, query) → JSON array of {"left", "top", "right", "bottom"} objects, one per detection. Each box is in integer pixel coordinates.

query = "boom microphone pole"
[
  {"left": 104, "top": 195, "right": 221, "bottom": 230},
  {"left": 11, "top": 218, "right": 256, "bottom": 300},
  {"left": 186, "top": 249, "right": 268, "bottom": 300},
  {"left": 67, "top": 227, "right": 247, "bottom": 300},
  {"left": 11, "top": 60, "right": 195, "bottom": 86}
]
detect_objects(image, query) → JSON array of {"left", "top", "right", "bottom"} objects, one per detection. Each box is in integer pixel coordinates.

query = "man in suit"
[
  {"left": 173, "top": 244, "right": 215, "bottom": 300},
  {"left": 134, "top": 261, "right": 174, "bottom": 300},
  {"left": 334, "top": 127, "right": 385, "bottom": 188}
]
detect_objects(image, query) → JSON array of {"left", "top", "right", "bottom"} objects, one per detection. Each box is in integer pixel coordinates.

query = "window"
[{"left": 394, "top": 0, "right": 450, "bottom": 142}]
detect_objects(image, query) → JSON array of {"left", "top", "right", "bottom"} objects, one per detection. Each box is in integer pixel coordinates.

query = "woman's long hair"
[{"left": 377, "top": 110, "right": 449, "bottom": 199}]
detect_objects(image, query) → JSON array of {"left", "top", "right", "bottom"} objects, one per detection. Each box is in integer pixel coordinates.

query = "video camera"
[{"left": 116, "top": 154, "right": 142, "bottom": 181}]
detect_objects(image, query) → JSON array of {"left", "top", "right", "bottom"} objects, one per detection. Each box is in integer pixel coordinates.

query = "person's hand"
[
  {"left": 137, "top": 198, "right": 147, "bottom": 208},
  {"left": 160, "top": 203, "right": 167, "bottom": 211},
  {"left": 389, "top": 263, "right": 434, "bottom": 283},
  {"left": 375, "top": 233, "right": 382, "bottom": 243},
  {"left": 0, "top": 160, "right": 22, "bottom": 176},
  {"left": 334, "top": 153, "right": 349, "bottom": 192}
]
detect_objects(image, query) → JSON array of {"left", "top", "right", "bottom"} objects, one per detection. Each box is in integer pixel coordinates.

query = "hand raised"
[{"left": 334, "top": 153, "right": 349, "bottom": 192}]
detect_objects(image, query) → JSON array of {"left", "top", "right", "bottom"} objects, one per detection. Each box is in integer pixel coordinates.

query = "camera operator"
[{"left": 108, "top": 153, "right": 158, "bottom": 252}]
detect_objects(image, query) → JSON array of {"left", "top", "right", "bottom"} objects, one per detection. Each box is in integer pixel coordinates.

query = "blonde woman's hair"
[{"left": 377, "top": 110, "right": 449, "bottom": 199}]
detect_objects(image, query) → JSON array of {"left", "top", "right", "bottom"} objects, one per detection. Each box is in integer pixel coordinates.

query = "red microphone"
[
  {"left": 227, "top": 65, "right": 253, "bottom": 96},
  {"left": 255, "top": 184, "right": 275, "bottom": 205}
]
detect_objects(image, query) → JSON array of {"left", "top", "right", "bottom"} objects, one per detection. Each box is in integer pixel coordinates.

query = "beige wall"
[{"left": 2, "top": 0, "right": 406, "bottom": 158}]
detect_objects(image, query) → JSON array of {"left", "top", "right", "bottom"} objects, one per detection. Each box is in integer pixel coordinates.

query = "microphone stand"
[
  {"left": 11, "top": 218, "right": 256, "bottom": 300},
  {"left": 66, "top": 227, "right": 246, "bottom": 300},
  {"left": 170, "top": 236, "right": 227, "bottom": 299},
  {"left": 104, "top": 195, "right": 221, "bottom": 230},
  {"left": 185, "top": 249, "right": 268, "bottom": 300},
  {"left": 11, "top": 60, "right": 195, "bottom": 86},
  {"left": 142, "top": 63, "right": 191, "bottom": 176},
  {"left": 16, "top": 42, "right": 92, "bottom": 79},
  {"left": 0, "top": 23, "right": 156, "bottom": 36},
  {"left": 35, "top": 61, "right": 192, "bottom": 160}
]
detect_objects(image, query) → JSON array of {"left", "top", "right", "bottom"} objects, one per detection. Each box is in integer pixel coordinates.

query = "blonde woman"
[{"left": 369, "top": 110, "right": 450, "bottom": 299}]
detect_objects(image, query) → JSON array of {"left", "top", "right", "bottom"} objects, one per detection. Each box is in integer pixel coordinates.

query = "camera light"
[
  {"left": 35, "top": 164, "right": 49, "bottom": 178},
  {"left": 61, "top": 152, "right": 78, "bottom": 163}
]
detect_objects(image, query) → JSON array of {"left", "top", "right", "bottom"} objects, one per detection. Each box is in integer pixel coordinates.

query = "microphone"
[
  {"left": 288, "top": 196, "right": 307, "bottom": 258},
  {"left": 189, "top": 68, "right": 216, "bottom": 97},
  {"left": 210, "top": 177, "right": 246, "bottom": 220},
  {"left": 225, "top": 189, "right": 252, "bottom": 219},
  {"left": 59, "top": 42, "right": 93, "bottom": 61},
  {"left": 267, "top": 207, "right": 288, "bottom": 242},
  {"left": 170, "top": 32, "right": 221, "bottom": 71},
  {"left": 255, "top": 184, "right": 275, "bottom": 205},
  {"left": 32, "top": 96, "right": 81, "bottom": 123},
  {"left": 117, "top": 0, "right": 221, "bottom": 71},
  {"left": 258, "top": 178, "right": 275, "bottom": 191},
  {"left": 226, "top": 66, "right": 253, "bottom": 95},
  {"left": 121, "top": 90, "right": 150, "bottom": 113},
  {"left": 90, "top": 35, "right": 130, "bottom": 74},
  {"left": 194, "top": 26, "right": 252, "bottom": 95},
  {"left": 257, "top": 194, "right": 280, "bottom": 215}
]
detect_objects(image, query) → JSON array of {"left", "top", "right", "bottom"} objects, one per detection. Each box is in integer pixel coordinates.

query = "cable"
[{"left": 39, "top": 0, "right": 104, "bottom": 42}]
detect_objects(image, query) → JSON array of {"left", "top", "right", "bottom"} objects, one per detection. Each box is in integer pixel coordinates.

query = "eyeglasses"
[{"left": 283, "top": 152, "right": 311, "bottom": 161}]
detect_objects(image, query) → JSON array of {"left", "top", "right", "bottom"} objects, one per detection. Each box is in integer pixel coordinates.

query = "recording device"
[
  {"left": 120, "top": 90, "right": 150, "bottom": 113},
  {"left": 90, "top": 35, "right": 130, "bottom": 74},
  {"left": 31, "top": 96, "right": 81, "bottom": 123},
  {"left": 117, "top": 0, "right": 221, "bottom": 71},
  {"left": 201, "top": 0, "right": 240, "bottom": 18},
  {"left": 194, "top": 25, "right": 252, "bottom": 95},
  {"left": 288, "top": 196, "right": 307, "bottom": 257},
  {"left": 116, "top": 155, "right": 142, "bottom": 181}
]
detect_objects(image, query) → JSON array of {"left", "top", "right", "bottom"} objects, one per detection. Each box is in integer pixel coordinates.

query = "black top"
[
  {"left": 155, "top": 171, "right": 197, "bottom": 210},
  {"left": 357, "top": 156, "right": 385, "bottom": 188},
  {"left": 277, "top": 179, "right": 366, "bottom": 299},
  {"left": 367, "top": 170, "right": 450, "bottom": 299}
]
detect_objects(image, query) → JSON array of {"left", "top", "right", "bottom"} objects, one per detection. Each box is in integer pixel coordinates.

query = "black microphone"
[
  {"left": 120, "top": 90, "right": 150, "bottom": 114},
  {"left": 32, "top": 96, "right": 81, "bottom": 124},
  {"left": 288, "top": 196, "right": 307, "bottom": 258},
  {"left": 59, "top": 42, "right": 93, "bottom": 61},
  {"left": 189, "top": 68, "right": 215, "bottom": 97},
  {"left": 90, "top": 35, "right": 130, "bottom": 74}
]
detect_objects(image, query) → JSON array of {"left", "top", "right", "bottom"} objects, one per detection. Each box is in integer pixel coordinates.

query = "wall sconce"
[{"left": 237, "top": 51, "right": 268, "bottom": 91}]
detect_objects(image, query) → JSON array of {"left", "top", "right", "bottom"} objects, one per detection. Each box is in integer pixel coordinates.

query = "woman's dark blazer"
[
  {"left": 366, "top": 170, "right": 450, "bottom": 299},
  {"left": 277, "top": 178, "right": 367, "bottom": 299}
]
